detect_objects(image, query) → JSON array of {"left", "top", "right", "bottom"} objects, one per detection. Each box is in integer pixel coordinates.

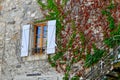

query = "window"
[
  {"left": 32, "top": 23, "right": 47, "bottom": 54},
  {"left": 20, "top": 20, "right": 56, "bottom": 57}
]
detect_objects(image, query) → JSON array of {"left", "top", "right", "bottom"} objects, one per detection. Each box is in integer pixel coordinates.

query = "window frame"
[{"left": 32, "top": 23, "right": 47, "bottom": 55}]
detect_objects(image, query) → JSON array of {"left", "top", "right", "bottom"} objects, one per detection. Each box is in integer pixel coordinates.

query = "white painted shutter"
[
  {"left": 21, "top": 25, "right": 30, "bottom": 57},
  {"left": 47, "top": 20, "right": 56, "bottom": 54},
  {"left": 118, "top": 54, "right": 120, "bottom": 59}
]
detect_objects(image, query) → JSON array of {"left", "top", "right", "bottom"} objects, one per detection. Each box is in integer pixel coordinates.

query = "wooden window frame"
[{"left": 33, "top": 23, "right": 47, "bottom": 55}]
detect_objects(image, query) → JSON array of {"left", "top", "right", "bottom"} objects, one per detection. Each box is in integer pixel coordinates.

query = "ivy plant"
[
  {"left": 102, "top": 1, "right": 120, "bottom": 48},
  {"left": 36, "top": 0, "right": 119, "bottom": 79}
]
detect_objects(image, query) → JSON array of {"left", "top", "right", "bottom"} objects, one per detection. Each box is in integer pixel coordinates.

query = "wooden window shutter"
[
  {"left": 118, "top": 54, "right": 120, "bottom": 59},
  {"left": 47, "top": 20, "right": 56, "bottom": 54},
  {"left": 21, "top": 25, "right": 30, "bottom": 57}
]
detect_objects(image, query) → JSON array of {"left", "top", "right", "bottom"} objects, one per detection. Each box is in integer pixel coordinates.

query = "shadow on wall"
[{"left": 0, "top": 6, "right": 2, "bottom": 10}]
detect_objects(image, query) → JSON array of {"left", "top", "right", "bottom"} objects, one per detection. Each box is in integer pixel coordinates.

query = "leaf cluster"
[
  {"left": 102, "top": 2, "right": 120, "bottom": 48},
  {"left": 85, "top": 48, "right": 105, "bottom": 68}
]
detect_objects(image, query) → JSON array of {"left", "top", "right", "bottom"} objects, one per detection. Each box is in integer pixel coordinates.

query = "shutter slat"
[
  {"left": 21, "top": 25, "right": 30, "bottom": 57},
  {"left": 47, "top": 20, "right": 56, "bottom": 54}
]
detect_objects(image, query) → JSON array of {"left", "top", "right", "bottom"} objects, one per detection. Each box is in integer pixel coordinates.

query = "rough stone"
[{"left": 16, "top": 64, "right": 21, "bottom": 68}]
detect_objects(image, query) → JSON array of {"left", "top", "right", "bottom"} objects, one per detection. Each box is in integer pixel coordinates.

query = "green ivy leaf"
[
  {"left": 107, "top": 3, "right": 115, "bottom": 9},
  {"left": 71, "top": 76, "right": 79, "bottom": 80},
  {"left": 101, "top": 10, "right": 111, "bottom": 16},
  {"left": 52, "top": 52, "right": 64, "bottom": 61}
]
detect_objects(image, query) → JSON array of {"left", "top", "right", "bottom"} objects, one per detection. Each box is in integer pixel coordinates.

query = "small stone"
[
  {"left": 6, "top": 18, "right": 15, "bottom": 24},
  {"left": 16, "top": 65, "right": 21, "bottom": 68},
  {"left": 0, "top": 40, "right": 3, "bottom": 46},
  {"left": 25, "top": 1, "right": 32, "bottom": 5},
  {"left": 8, "top": 21, "right": 15, "bottom": 24},
  {"left": 31, "top": 12, "right": 36, "bottom": 17}
]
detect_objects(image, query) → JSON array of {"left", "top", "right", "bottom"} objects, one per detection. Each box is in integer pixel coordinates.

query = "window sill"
[{"left": 22, "top": 54, "right": 48, "bottom": 61}]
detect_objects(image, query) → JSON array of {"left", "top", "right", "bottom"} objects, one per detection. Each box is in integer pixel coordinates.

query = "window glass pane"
[
  {"left": 44, "top": 26, "right": 47, "bottom": 38},
  {"left": 37, "top": 27, "right": 41, "bottom": 48},
  {"left": 37, "top": 27, "right": 41, "bottom": 38}
]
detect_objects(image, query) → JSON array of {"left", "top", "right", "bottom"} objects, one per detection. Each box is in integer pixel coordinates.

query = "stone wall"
[
  {"left": 1, "top": 0, "right": 120, "bottom": 80},
  {"left": 0, "top": 0, "right": 62, "bottom": 80}
]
